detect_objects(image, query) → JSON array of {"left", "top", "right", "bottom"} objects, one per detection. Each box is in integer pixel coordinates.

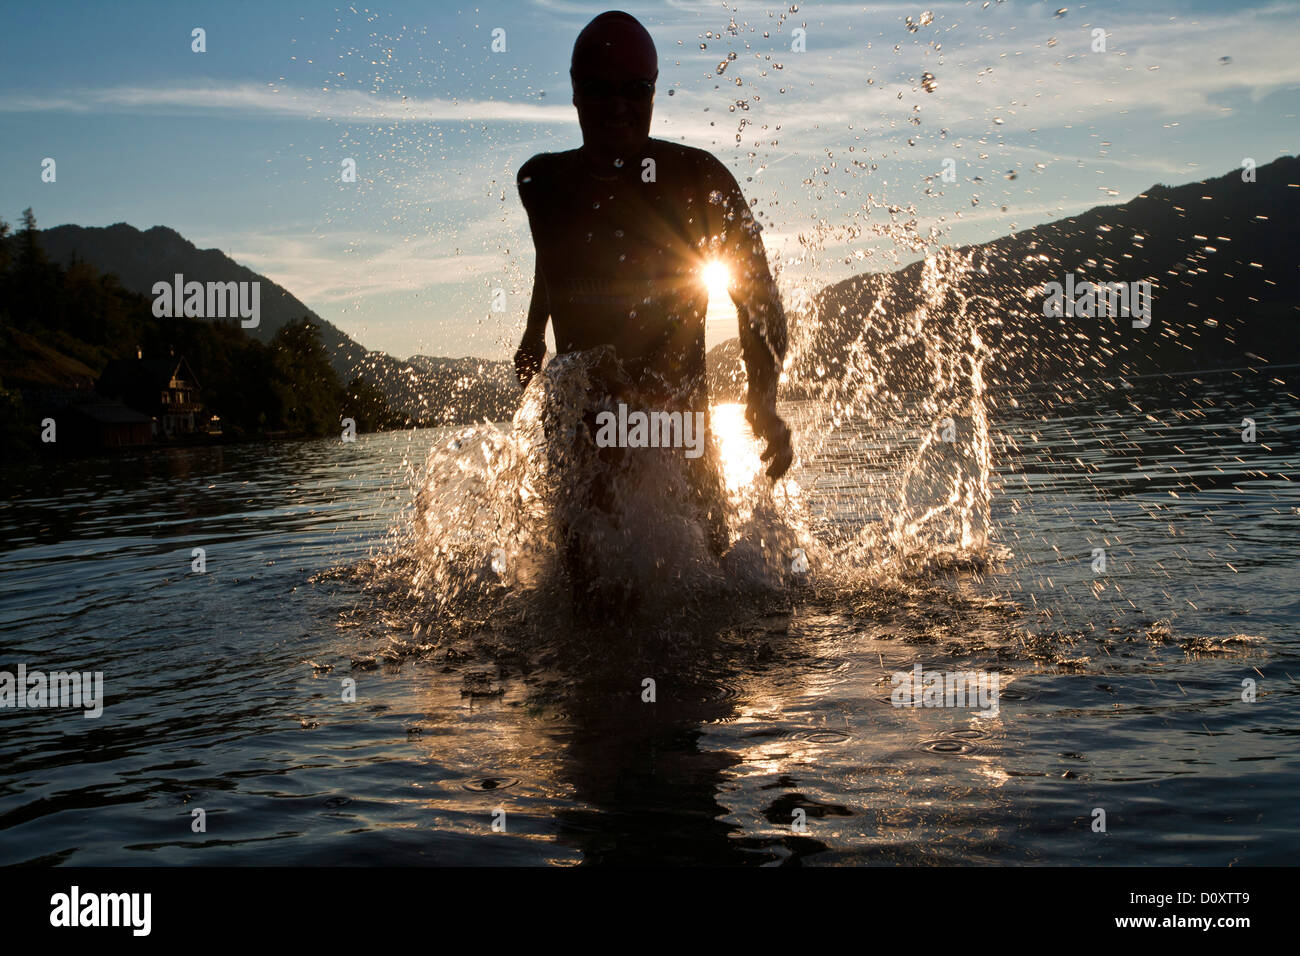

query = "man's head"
[{"left": 570, "top": 11, "right": 658, "bottom": 159}]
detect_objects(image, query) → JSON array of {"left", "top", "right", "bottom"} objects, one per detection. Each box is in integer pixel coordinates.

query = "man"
[{"left": 514, "top": 10, "right": 793, "bottom": 566}]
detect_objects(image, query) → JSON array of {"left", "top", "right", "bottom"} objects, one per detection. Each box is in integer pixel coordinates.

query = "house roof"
[
  {"left": 99, "top": 355, "right": 201, "bottom": 393},
  {"left": 69, "top": 402, "right": 154, "bottom": 424}
]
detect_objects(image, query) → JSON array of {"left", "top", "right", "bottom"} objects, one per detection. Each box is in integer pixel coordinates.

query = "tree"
[
  {"left": 272, "top": 319, "right": 344, "bottom": 437},
  {"left": 18, "top": 208, "right": 44, "bottom": 273},
  {"left": 344, "top": 374, "right": 400, "bottom": 431}
]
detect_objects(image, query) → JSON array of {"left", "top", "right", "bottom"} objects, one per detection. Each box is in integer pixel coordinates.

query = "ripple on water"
[
  {"left": 917, "top": 727, "right": 993, "bottom": 755},
  {"left": 943, "top": 728, "right": 987, "bottom": 740},
  {"left": 918, "top": 737, "right": 981, "bottom": 755},
  {"left": 801, "top": 655, "right": 850, "bottom": 672},
  {"left": 462, "top": 777, "right": 521, "bottom": 793},
  {"left": 687, "top": 678, "right": 744, "bottom": 708},
  {"left": 790, "top": 729, "right": 853, "bottom": 743}
]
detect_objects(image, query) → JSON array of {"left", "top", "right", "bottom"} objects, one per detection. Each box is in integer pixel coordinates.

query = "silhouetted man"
[{"left": 514, "top": 10, "right": 792, "bottom": 564}]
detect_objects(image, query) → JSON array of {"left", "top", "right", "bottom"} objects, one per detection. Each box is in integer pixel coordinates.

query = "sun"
[{"left": 701, "top": 260, "right": 731, "bottom": 300}]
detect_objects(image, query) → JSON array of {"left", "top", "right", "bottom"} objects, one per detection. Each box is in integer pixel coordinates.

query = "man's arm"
[
  {"left": 514, "top": 261, "right": 549, "bottom": 390},
  {"left": 514, "top": 154, "right": 551, "bottom": 392},
  {"left": 735, "top": 296, "right": 792, "bottom": 478},
  {"left": 734, "top": 270, "right": 793, "bottom": 479},
  {"left": 707, "top": 159, "right": 793, "bottom": 478}
]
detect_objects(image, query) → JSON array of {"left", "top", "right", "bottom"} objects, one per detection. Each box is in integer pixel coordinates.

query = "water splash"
[
  {"left": 779, "top": 247, "right": 996, "bottom": 577},
  {"left": 354, "top": 243, "right": 996, "bottom": 647}
]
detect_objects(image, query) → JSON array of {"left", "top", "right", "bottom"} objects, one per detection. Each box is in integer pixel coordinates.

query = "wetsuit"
[{"left": 515, "top": 138, "right": 788, "bottom": 561}]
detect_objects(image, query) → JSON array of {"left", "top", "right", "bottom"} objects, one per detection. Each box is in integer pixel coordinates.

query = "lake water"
[{"left": 1, "top": 366, "right": 1296, "bottom": 865}]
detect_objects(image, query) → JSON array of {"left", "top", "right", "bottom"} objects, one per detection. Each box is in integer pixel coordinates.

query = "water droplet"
[
  {"left": 490, "top": 548, "right": 507, "bottom": 575},
  {"left": 921, "top": 71, "right": 937, "bottom": 92}
]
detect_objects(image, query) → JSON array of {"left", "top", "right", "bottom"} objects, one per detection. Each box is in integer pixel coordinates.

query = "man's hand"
[
  {"left": 746, "top": 403, "right": 794, "bottom": 480},
  {"left": 516, "top": 262, "right": 550, "bottom": 391},
  {"left": 514, "top": 344, "right": 544, "bottom": 390}
]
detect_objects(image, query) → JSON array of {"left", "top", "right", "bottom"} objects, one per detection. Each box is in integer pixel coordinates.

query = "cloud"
[
  {"left": 220, "top": 219, "right": 521, "bottom": 305},
  {"left": 4, "top": 3, "right": 1295, "bottom": 145},
  {"left": 0, "top": 82, "right": 576, "bottom": 124}
]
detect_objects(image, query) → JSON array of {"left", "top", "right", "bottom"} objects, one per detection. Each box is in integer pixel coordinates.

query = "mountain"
[
  {"left": 709, "top": 154, "right": 1300, "bottom": 397},
  {"left": 38, "top": 223, "right": 358, "bottom": 359},
  {"left": 35, "top": 223, "right": 516, "bottom": 424}
]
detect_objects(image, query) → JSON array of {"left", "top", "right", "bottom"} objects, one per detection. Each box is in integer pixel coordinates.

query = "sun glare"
[
  {"left": 710, "top": 402, "right": 761, "bottom": 492},
  {"left": 701, "top": 260, "right": 731, "bottom": 300}
]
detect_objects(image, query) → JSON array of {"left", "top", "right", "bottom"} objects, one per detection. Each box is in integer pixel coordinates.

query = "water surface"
[{"left": 1, "top": 368, "right": 1296, "bottom": 865}]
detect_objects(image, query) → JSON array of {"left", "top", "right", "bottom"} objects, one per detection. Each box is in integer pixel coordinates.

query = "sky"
[{"left": 1, "top": 0, "right": 1297, "bottom": 361}]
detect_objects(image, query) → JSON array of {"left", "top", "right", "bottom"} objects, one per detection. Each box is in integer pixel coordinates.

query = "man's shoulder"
[
  {"left": 519, "top": 141, "right": 731, "bottom": 176},
  {"left": 647, "top": 139, "right": 742, "bottom": 194},
  {"left": 648, "top": 138, "right": 728, "bottom": 170},
  {"left": 517, "top": 149, "right": 580, "bottom": 185}
]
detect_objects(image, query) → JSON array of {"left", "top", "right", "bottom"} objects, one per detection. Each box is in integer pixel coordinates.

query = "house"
[
  {"left": 63, "top": 402, "right": 154, "bottom": 449},
  {"left": 98, "top": 353, "right": 205, "bottom": 439}
]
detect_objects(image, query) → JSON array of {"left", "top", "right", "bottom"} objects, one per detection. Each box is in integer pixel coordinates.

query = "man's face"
[{"left": 571, "top": 27, "right": 657, "bottom": 158}]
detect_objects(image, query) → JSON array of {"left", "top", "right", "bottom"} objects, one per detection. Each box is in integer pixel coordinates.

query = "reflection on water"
[{"left": 0, "top": 369, "right": 1296, "bottom": 865}]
